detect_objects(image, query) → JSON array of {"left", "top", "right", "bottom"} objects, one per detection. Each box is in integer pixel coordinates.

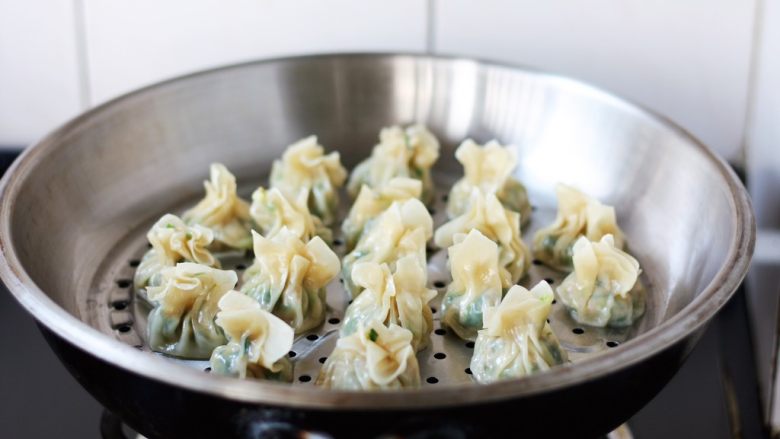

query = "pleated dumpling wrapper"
[
  {"left": 470, "top": 281, "right": 567, "bottom": 384},
  {"left": 241, "top": 228, "right": 340, "bottom": 333},
  {"left": 441, "top": 230, "right": 503, "bottom": 341},
  {"left": 269, "top": 136, "right": 347, "bottom": 226},
  {"left": 347, "top": 124, "right": 439, "bottom": 203},
  {"left": 316, "top": 321, "right": 420, "bottom": 390},
  {"left": 341, "top": 256, "right": 437, "bottom": 352},
  {"left": 435, "top": 190, "right": 531, "bottom": 287},
  {"left": 210, "top": 291, "right": 294, "bottom": 381},
  {"left": 182, "top": 163, "right": 253, "bottom": 250},
  {"left": 146, "top": 263, "right": 237, "bottom": 359},
  {"left": 556, "top": 235, "right": 645, "bottom": 328},
  {"left": 134, "top": 213, "right": 219, "bottom": 300},
  {"left": 533, "top": 184, "right": 625, "bottom": 271},
  {"left": 341, "top": 177, "right": 422, "bottom": 251},
  {"left": 447, "top": 139, "right": 531, "bottom": 225},
  {"left": 342, "top": 198, "right": 433, "bottom": 298},
  {"left": 249, "top": 186, "right": 332, "bottom": 244}
]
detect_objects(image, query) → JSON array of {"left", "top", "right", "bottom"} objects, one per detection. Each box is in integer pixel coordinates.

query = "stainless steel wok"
[{"left": 0, "top": 54, "right": 754, "bottom": 438}]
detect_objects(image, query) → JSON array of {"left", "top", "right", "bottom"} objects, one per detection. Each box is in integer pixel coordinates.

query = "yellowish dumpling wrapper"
[
  {"left": 347, "top": 124, "right": 439, "bottom": 203},
  {"left": 557, "top": 235, "right": 645, "bottom": 328},
  {"left": 182, "top": 163, "right": 253, "bottom": 250},
  {"left": 435, "top": 190, "right": 531, "bottom": 286},
  {"left": 470, "top": 281, "right": 567, "bottom": 384},
  {"left": 533, "top": 184, "right": 624, "bottom": 271},
  {"left": 441, "top": 230, "right": 503, "bottom": 341},
  {"left": 269, "top": 136, "right": 347, "bottom": 226},
  {"left": 447, "top": 139, "right": 531, "bottom": 224},
  {"left": 146, "top": 263, "right": 238, "bottom": 359},
  {"left": 341, "top": 256, "right": 437, "bottom": 352},
  {"left": 250, "top": 186, "right": 332, "bottom": 243},
  {"left": 316, "top": 321, "right": 420, "bottom": 390},
  {"left": 241, "top": 228, "right": 340, "bottom": 333},
  {"left": 342, "top": 198, "right": 433, "bottom": 298},
  {"left": 342, "top": 177, "right": 422, "bottom": 250},
  {"left": 134, "top": 213, "right": 219, "bottom": 297},
  {"left": 210, "top": 291, "right": 294, "bottom": 381}
]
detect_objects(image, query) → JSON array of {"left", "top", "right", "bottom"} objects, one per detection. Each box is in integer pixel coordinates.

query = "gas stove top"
[{"left": 0, "top": 149, "right": 766, "bottom": 438}]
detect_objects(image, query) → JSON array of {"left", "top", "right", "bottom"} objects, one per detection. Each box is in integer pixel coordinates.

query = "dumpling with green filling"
[
  {"left": 249, "top": 186, "right": 332, "bottom": 243},
  {"left": 182, "top": 163, "right": 253, "bottom": 250},
  {"left": 346, "top": 124, "right": 439, "bottom": 203},
  {"left": 435, "top": 190, "right": 531, "bottom": 287},
  {"left": 146, "top": 263, "right": 237, "bottom": 359},
  {"left": 341, "top": 256, "right": 437, "bottom": 352},
  {"left": 316, "top": 321, "right": 420, "bottom": 390},
  {"left": 447, "top": 139, "right": 531, "bottom": 225},
  {"left": 241, "top": 228, "right": 340, "bottom": 333},
  {"left": 533, "top": 184, "right": 625, "bottom": 271},
  {"left": 470, "top": 281, "right": 567, "bottom": 384},
  {"left": 269, "top": 136, "right": 347, "bottom": 226},
  {"left": 210, "top": 291, "right": 294, "bottom": 381},
  {"left": 556, "top": 234, "right": 645, "bottom": 328},
  {"left": 341, "top": 177, "right": 422, "bottom": 250},
  {"left": 441, "top": 229, "right": 503, "bottom": 341},
  {"left": 342, "top": 198, "right": 432, "bottom": 298},
  {"left": 134, "top": 213, "right": 219, "bottom": 301}
]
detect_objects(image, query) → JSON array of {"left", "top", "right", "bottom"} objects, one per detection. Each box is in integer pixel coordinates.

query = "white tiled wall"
[
  {"left": 0, "top": 0, "right": 768, "bottom": 166},
  {"left": 0, "top": 0, "right": 83, "bottom": 146},
  {"left": 82, "top": 0, "right": 428, "bottom": 104},
  {"left": 433, "top": 0, "right": 756, "bottom": 161}
]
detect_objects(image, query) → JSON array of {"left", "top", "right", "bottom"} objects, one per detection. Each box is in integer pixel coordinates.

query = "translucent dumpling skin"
[
  {"left": 533, "top": 184, "right": 625, "bottom": 271},
  {"left": 249, "top": 186, "right": 332, "bottom": 244},
  {"left": 341, "top": 198, "right": 432, "bottom": 298},
  {"left": 269, "top": 136, "right": 347, "bottom": 226},
  {"left": 316, "top": 321, "right": 420, "bottom": 390},
  {"left": 341, "top": 256, "right": 436, "bottom": 352},
  {"left": 134, "top": 213, "right": 219, "bottom": 300},
  {"left": 240, "top": 228, "right": 340, "bottom": 334},
  {"left": 441, "top": 230, "right": 503, "bottom": 341},
  {"left": 447, "top": 139, "right": 531, "bottom": 225},
  {"left": 435, "top": 190, "right": 531, "bottom": 287},
  {"left": 347, "top": 124, "right": 440, "bottom": 203},
  {"left": 209, "top": 291, "right": 294, "bottom": 381},
  {"left": 341, "top": 177, "right": 422, "bottom": 251},
  {"left": 182, "top": 163, "right": 253, "bottom": 250},
  {"left": 146, "top": 263, "right": 238, "bottom": 359},
  {"left": 556, "top": 235, "right": 645, "bottom": 328},
  {"left": 470, "top": 282, "right": 567, "bottom": 383}
]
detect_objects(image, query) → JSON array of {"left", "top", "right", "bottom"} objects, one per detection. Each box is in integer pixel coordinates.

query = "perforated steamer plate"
[{"left": 83, "top": 172, "right": 653, "bottom": 388}]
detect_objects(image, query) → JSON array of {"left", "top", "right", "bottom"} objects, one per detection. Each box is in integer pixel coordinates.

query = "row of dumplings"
[{"left": 130, "top": 123, "right": 646, "bottom": 388}]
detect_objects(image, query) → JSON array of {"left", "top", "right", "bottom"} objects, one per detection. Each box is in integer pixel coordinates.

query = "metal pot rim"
[{"left": 0, "top": 53, "right": 755, "bottom": 410}]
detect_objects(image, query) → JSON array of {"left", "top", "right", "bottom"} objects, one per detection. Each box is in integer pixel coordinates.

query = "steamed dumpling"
[
  {"left": 146, "top": 263, "right": 237, "bottom": 359},
  {"left": 210, "top": 291, "right": 294, "bottom": 381},
  {"left": 533, "top": 184, "right": 625, "bottom": 271},
  {"left": 250, "top": 186, "right": 332, "bottom": 243},
  {"left": 134, "top": 213, "right": 219, "bottom": 298},
  {"left": 341, "top": 177, "right": 422, "bottom": 250},
  {"left": 182, "top": 163, "right": 253, "bottom": 250},
  {"left": 341, "top": 256, "right": 437, "bottom": 352},
  {"left": 447, "top": 139, "right": 531, "bottom": 225},
  {"left": 316, "top": 321, "right": 420, "bottom": 390},
  {"left": 269, "top": 136, "right": 347, "bottom": 226},
  {"left": 556, "top": 235, "right": 645, "bottom": 327},
  {"left": 435, "top": 190, "right": 531, "bottom": 287},
  {"left": 470, "top": 281, "right": 567, "bottom": 383},
  {"left": 347, "top": 124, "right": 439, "bottom": 203},
  {"left": 342, "top": 198, "right": 433, "bottom": 298},
  {"left": 440, "top": 230, "right": 503, "bottom": 341},
  {"left": 241, "top": 228, "right": 340, "bottom": 333}
]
